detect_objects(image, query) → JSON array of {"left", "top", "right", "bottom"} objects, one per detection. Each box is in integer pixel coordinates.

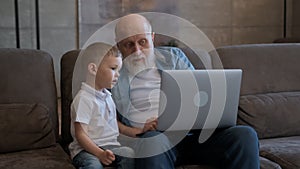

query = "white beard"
[{"left": 124, "top": 49, "right": 156, "bottom": 77}]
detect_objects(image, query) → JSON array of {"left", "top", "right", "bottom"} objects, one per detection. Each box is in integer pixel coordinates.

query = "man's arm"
[
  {"left": 174, "top": 47, "right": 195, "bottom": 70},
  {"left": 155, "top": 46, "right": 195, "bottom": 70}
]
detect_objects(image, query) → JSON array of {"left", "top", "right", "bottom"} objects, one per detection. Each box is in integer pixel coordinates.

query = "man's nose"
[{"left": 133, "top": 43, "right": 142, "bottom": 55}]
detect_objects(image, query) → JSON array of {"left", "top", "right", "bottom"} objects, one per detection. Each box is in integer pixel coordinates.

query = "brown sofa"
[
  {"left": 61, "top": 44, "right": 298, "bottom": 169},
  {"left": 60, "top": 49, "right": 217, "bottom": 169},
  {"left": 0, "top": 48, "right": 74, "bottom": 169},
  {"left": 2, "top": 43, "right": 298, "bottom": 169},
  {"left": 211, "top": 43, "right": 300, "bottom": 169}
]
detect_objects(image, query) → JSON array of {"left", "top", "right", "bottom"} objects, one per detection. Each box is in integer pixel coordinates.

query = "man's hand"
[
  {"left": 97, "top": 149, "right": 115, "bottom": 165},
  {"left": 143, "top": 117, "right": 158, "bottom": 132}
]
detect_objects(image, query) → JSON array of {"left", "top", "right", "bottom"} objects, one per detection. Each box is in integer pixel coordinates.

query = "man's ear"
[
  {"left": 151, "top": 32, "right": 155, "bottom": 42},
  {"left": 88, "top": 63, "right": 97, "bottom": 76}
]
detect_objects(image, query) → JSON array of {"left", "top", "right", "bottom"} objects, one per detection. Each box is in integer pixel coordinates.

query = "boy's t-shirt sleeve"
[{"left": 72, "top": 95, "right": 94, "bottom": 125}]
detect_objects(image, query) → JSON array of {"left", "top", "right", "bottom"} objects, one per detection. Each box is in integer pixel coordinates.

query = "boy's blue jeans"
[{"left": 72, "top": 146, "right": 134, "bottom": 169}]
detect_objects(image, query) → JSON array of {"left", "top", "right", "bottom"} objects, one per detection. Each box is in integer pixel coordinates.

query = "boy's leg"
[
  {"left": 72, "top": 150, "right": 104, "bottom": 169},
  {"left": 111, "top": 146, "right": 135, "bottom": 169}
]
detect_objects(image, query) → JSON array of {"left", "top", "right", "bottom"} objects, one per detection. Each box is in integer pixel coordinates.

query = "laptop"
[{"left": 157, "top": 69, "right": 242, "bottom": 132}]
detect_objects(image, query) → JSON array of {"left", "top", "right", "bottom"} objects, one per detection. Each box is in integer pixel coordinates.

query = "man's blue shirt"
[{"left": 111, "top": 46, "right": 195, "bottom": 126}]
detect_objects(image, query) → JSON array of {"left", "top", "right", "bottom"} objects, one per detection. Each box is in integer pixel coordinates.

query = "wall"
[
  {"left": 1, "top": 0, "right": 299, "bottom": 96},
  {"left": 79, "top": 0, "right": 293, "bottom": 48},
  {"left": 0, "top": 0, "right": 76, "bottom": 95},
  {"left": 292, "top": 0, "right": 300, "bottom": 37}
]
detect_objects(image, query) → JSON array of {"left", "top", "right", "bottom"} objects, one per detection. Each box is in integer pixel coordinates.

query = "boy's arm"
[
  {"left": 118, "top": 120, "right": 142, "bottom": 137},
  {"left": 117, "top": 118, "right": 158, "bottom": 137},
  {"left": 74, "top": 122, "right": 115, "bottom": 165}
]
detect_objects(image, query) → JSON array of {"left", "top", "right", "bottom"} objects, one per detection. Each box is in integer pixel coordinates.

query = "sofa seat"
[
  {"left": 260, "top": 136, "right": 300, "bottom": 169},
  {"left": 0, "top": 143, "right": 74, "bottom": 169},
  {"left": 175, "top": 165, "right": 216, "bottom": 169},
  {"left": 260, "top": 156, "right": 282, "bottom": 169},
  {"left": 103, "top": 165, "right": 216, "bottom": 169}
]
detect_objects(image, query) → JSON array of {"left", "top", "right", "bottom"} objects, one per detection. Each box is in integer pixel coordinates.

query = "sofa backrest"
[
  {"left": 154, "top": 34, "right": 212, "bottom": 69},
  {"left": 60, "top": 50, "right": 80, "bottom": 153},
  {"left": 211, "top": 44, "right": 300, "bottom": 139},
  {"left": 0, "top": 48, "right": 57, "bottom": 153},
  {"left": 211, "top": 43, "right": 300, "bottom": 95}
]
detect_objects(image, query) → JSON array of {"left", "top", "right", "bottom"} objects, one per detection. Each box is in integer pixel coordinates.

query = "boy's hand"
[{"left": 97, "top": 149, "right": 115, "bottom": 165}]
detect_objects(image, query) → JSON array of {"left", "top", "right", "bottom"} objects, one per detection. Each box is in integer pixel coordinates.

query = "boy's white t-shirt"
[{"left": 69, "top": 82, "right": 120, "bottom": 159}]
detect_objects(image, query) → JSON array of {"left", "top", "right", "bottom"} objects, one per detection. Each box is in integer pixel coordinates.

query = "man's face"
[
  {"left": 117, "top": 33, "right": 155, "bottom": 75},
  {"left": 117, "top": 33, "right": 154, "bottom": 59}
]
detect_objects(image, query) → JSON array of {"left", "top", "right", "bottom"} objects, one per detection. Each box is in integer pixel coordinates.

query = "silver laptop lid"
[{"left": 157, "top": 69, "right": 242, "bottom": 132}]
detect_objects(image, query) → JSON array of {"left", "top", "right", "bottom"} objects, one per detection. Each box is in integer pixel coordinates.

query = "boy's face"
[{"left": 94, "top": 54, "right": 122, "bottom": 90}]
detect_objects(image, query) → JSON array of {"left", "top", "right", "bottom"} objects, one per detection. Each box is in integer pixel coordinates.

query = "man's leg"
[
  {"left": 134, "top": 130, "right": 176, "bottom": 169},
  {"left": 213, "top": 125, "right": 260, "bottom": 169},
  {"left": 177, "top": 125, "right": 260, "bottom": 169},
  {"left": 111, "top": 146, "right": 135, "bottom": 169}
]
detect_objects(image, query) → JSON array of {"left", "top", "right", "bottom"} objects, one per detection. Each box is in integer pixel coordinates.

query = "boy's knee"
[{"left": 79, "top": 156, "right": 102, "bottom": 169}]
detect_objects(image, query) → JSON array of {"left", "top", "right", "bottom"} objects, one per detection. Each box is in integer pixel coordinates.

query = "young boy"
[{"left": 69, "top": 42, "right": 134, "bottom": 169}]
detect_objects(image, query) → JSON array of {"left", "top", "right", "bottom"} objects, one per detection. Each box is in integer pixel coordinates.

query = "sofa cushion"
[
  {"left": 0, "top": 48, "right": 59, "bottom": 140},
  {"left": 260, "top": 156, "right": 282, "bottom": 169},
  {"left": 211, "top": 44, "right": 300, "bottom": 95},
  {"left": 0, "top": 143, "right": 75, "bottom": 169},
  {"left": 260, "top": 136, "right": 300, "bottom": 169},
  {"left": 177, "top": 165, "right": 216, "bottom": 169},
  {"left": 238, "top": 92, "right": 300, "bottom": 139},
  {"left": 0, "top": 103, "right": 56, "bottom": 153}
]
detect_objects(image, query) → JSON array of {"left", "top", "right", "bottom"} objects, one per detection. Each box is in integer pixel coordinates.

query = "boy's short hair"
[
  {"left": 72, "top": 42, "right": 120, "bottom": 97},
  {"left": 81, "top": 42, "right": 119, "bottom": 69}
]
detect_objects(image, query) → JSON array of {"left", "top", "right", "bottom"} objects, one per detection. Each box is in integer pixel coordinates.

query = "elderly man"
[{"left": 112, "top": 13, "right": 260, "bottom": 169}]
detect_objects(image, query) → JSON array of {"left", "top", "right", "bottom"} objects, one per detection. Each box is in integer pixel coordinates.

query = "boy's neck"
[{"left": 85, "top": 79, "right": 104, "bottom": 92}]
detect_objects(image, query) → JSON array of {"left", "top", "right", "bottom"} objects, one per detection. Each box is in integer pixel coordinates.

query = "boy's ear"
[{"left": 88, "top": 63, "right": 97, "bottom": 76}]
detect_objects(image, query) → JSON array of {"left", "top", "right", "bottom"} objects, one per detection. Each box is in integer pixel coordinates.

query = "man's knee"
[
  {"left": 135, "top": 130, "right": 174, "bottom": 157},
  {"left": 230, "top": 125, "right": 259, "bottom": 148},
  {"left": 116, "top": 146, "right": 135, "bottom": 158},
  {"left": 236, "top": 126, "right": 258, "bottom": 140}
]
